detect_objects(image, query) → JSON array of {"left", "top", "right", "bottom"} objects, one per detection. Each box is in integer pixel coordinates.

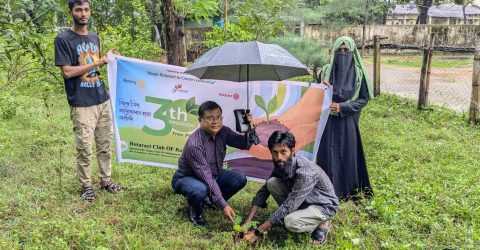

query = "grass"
[
  {"left": 364, "top": 53, "right": 473, "bottom": 69},
  {"left": 1, "top": 92, "right": 480, "bottom": 249}
]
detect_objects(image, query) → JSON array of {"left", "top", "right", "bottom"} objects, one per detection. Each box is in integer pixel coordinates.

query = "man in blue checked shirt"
[{"left": 243, "top": 131, "right": 339, "bottom": 245}]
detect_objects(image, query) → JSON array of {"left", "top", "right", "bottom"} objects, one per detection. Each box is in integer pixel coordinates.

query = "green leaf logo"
[{"left": 255, "top": 95, "right": 266, "bottom": 111}]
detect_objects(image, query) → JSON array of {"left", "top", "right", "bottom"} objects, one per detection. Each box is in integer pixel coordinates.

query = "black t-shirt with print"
[{"left": 54, "top": 29, "right": 109, "bottom": 107}]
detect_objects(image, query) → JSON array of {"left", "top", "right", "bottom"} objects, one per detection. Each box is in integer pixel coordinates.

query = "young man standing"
[
  {"left": 243, "top": 131, "right": 339, "bottom": 245},
  {"left": 54, "top": 0, "right": 121, "bottom": 202}
]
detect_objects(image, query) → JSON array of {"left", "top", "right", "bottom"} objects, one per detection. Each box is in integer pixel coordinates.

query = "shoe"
[
  {"left": 203, "top": 197, "right": 216, "bottom": 210},
  {"left": 100, "top": 180, "right": 122, "bottom": 193},
  {"left": 188, "top": 205, "right": 208, "bottom": 227},
  {"left": 80, "top": 186, "right": 96, "bottom": 202}
]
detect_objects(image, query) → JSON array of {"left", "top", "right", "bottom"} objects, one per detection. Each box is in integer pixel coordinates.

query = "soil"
[{"left": 255, "top": 119, "right": 289, "bottom": 147}]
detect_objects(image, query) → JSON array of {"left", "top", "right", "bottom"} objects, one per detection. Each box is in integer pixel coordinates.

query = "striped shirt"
[
  {"left": 175, "top": 126, "right": 250, "bottom": 208},
  {"left": 252, "top": 156, "right": 339, "bottom": 225}
]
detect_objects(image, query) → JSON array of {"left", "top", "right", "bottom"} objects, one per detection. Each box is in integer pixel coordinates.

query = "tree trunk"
[
  {"left": 161, "top": 0, "right": 186, "bottom": 66},
  {"left": 361, "top": 0, "right": 369, "bottom": 57},
  {"left": 469, "top": 46, "right": 480, "bottom": 124},
  {"left": 154, "top": 23, "right": 166, "bottom": 50},
  {"left": 373, "top": 35, "right": 381, "bottom": 96},
  {"left": 130, "top": 8, "right": 137, "bottom": 41},
  {"left": 418, "top": 0, "right": 433, "bottom": 25},
  {"left": 413, "top": 0, "right": 432, "bottom": 36}
]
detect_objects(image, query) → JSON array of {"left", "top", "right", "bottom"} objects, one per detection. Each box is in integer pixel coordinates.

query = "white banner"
[{"left": 107, "top": 54, "right": 332, "bottom": 180}]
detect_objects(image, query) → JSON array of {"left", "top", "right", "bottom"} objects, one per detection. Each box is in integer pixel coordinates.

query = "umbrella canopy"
[{"left": 185, "top": 41, "right": 309, "bottom": 82}]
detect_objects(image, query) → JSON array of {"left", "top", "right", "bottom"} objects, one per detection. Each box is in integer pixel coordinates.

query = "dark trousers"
[{"left": 172, "top": 170, "right": 247, "bottom": 215}]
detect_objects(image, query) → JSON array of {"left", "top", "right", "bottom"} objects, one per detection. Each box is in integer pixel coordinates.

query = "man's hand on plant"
[
  {"left": 242, "top": 230, "right": 259, "bottom": 244},
  {"left": 257, "top": 220, "right": 273, "bottom": 233},
  {"left": 241, "top": 220, "right": 270, "bottom": 244},
  {"left": 223, "top": 205, "right": 236, "bottom": 222},
  {"left": 243, "top": 205, "right": 258, "bottom": 227}
]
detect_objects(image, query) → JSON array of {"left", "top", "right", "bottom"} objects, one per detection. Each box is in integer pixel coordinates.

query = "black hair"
[
  {"left": 268, "top": 131, "right": 296, "bottom": 150},
  {"left": 198, "top": 101, "right": 222, "bottom": 119},
  {"left": 68, "top": 0, "right": 90, "bottom": 10}
]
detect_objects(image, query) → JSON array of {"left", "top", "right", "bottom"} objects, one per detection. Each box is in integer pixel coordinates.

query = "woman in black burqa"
[{"left": 317, "top": 36, "right": 374, "bottom": 200}]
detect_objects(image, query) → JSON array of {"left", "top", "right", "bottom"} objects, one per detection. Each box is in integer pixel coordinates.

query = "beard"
[
  {"left": 73, "top": 16, "right": 89, "bottom": 26},
  {"left": 273, "top": 156, "right": 293, "bottom": 170}
]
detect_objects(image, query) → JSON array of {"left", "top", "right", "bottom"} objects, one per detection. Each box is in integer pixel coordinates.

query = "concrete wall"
[{"left": 304, "top": 24, "right": 480, "bottom": 48}]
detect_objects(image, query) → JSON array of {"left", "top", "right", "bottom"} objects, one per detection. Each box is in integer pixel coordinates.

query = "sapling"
[{"left": 232, "top": 215, "right": 259, "bottom": 233}]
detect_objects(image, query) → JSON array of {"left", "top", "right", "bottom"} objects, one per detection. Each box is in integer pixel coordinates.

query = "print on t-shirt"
[{"left": 77, "top": 41, "right": 102, "bottom": 88}]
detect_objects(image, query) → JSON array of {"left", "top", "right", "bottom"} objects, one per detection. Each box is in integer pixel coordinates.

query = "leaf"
[
  {"left": 267, "top": 97, "right": 277, "bottom": 114},
  {"left": 275, "top": 84, "right": 286, "bottom": 111},
  {"left": 234, "top": 215, "right": 243, "bottom": 226},
  {"left": 233, "top": 224, "right": 243, "bottom": 233},
  {"left": 185, "top": 97, "right": 196, "bottom": 112},
  {"left": 255, "top": 95, "right": 267, "bottom": 112},
  {"left": 188, "top": 107, "right": 199, "bottom": 116}
]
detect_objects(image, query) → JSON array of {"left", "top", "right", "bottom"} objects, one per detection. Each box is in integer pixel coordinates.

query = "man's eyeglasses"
[{"left": 203, "top": 115, "right": 223, "bottom": 123}]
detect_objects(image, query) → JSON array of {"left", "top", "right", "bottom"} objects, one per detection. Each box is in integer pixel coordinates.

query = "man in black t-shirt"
[{"left": 55, "top": 0, "right": 121, "bottom": 202}]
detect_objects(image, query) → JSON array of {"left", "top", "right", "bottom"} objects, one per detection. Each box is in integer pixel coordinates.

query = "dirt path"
[{"left": 365, "top": 63, "right": 473, "bottom": 112}]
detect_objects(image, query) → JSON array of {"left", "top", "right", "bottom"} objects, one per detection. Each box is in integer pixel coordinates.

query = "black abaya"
[{"left": 317, "top": 78, "right": 372, "bottom": 200}]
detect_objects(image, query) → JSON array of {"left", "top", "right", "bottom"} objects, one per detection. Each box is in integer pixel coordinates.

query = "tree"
[
  {"left": 235, "top": 0, "right": 298, "bottom": 40},
  {"left": 145, "top": 0, "right": 166, "bottom": 50},
  {"left": 204, "top": 0, "right": 300, "bottom": 48},
  {"left": 270, "top": 35, "right": 329, "bottom": 82},
  {"left": 313, "top": 0, "right": 392, "bottom": 25},
  {"left": 161, "top": 0, "right": 186, "bottom": 65},
  {"left": 160, "top": 0, "right": 219, "bottom": 65},
  {"left": 417, "top": 0, "right": 433, "bottom": 24}
]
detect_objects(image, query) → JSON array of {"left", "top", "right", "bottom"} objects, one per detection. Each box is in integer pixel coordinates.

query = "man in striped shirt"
[
  {"left": 172, "top": 101, "right": 253, "bottom": 227},
  {"left": 243, "top": 131, "right": 339, "bottom": 245}
]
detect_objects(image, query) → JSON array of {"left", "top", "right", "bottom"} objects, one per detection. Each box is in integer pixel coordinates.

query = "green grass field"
[
  {"left": 364, "top": 54, "right": 473, "bottom": 69},
  {"left": 1, "top": 93, "right": 479, "bottom": 249}
]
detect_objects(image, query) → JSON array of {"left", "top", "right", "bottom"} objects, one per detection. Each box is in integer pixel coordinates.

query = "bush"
[
  {"left": 269, "top": 35, "right": 330, "bottom": 82},
  {"left": 204, "top": 24, "right": 255, "bottom": 48},
  {"left": 0, "top": 92, "right": 17, "bottom": 120},
  {"left": 100, "top": 17, "right": 163, "bottom": 61}
]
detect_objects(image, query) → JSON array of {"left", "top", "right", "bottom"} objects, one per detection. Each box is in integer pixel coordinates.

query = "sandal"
[
  {"left": 80, "top": 186, "right": 96, "bottom": 202},
  {"left": 311, "top": 221, "right": 331, "bottom": 245},
  {"left": 100, "top": 180, "right": 122, "bottom": 193}
]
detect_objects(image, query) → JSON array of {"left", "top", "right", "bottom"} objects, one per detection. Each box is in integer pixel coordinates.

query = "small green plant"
[
  {"left": 255, "top": 96, "right": 276, "bottom": 122},
  {"left": 254, "top": 84, "right": 286, "bottom": 121},
  {"left": 232, "top": 216, "right": 259, "bottom": 233}
]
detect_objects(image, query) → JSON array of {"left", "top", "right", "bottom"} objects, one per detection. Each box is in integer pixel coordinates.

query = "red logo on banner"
[{"left": 219, "top": 92, "right": 240, "bottom": 101}]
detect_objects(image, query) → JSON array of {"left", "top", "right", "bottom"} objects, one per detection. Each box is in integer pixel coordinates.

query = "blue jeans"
[{"left": 172, "top": 170, "right": 247, "bottom": 215}]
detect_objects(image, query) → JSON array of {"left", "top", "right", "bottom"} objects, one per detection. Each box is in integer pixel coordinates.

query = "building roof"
[
  {"left": 390, "top": 2, "right": 480, "bottom": 18},
  {"left": 390, "top": 2, "right": 418, "bottom": 15},
  {"left": 429, "top": 4, "right": 480, "bottom": 18}
]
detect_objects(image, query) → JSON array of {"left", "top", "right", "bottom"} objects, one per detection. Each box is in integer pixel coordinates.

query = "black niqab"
[{"left": 330, "top": 51, "right": 356, "bottom": 102}]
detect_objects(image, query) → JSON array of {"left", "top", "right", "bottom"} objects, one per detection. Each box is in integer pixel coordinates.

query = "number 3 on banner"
[{"left": 143, "top": 96, "right": 172, "bottom": 136}]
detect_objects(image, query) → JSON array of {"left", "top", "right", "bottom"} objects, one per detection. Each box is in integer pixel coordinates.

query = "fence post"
[
  {"left": 373, "top": 35, "right": 383, "bottom": 97},
  {"left": 418, "top": 33, "right": 435, "bottom": 109},
  {"left": 469, "top": 47, "right": 480, "bottom": 124}
]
